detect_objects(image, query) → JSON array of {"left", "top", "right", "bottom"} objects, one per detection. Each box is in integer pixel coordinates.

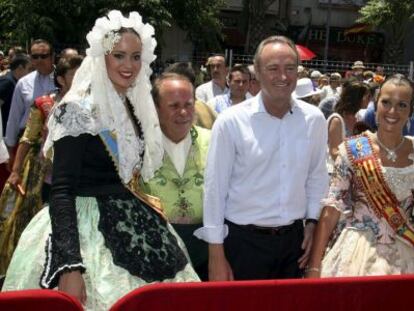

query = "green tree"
[
  {"left": 0, "top": 0, "right": 223, "bottom": 53},
  {"left": 242, "top": 0, "right": 278, "bottom": 54},
  {"left": 358, "top": 0, "right": 414, "bottom": 63}
]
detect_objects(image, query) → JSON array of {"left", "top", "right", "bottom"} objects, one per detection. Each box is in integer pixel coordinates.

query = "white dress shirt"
[
  {"left": 5, "top": 70, "right": 55, "bottom": 147},
  {"left": 162, "top": 132, "right": 192, "bottom": 177},
  {"left": 194, "top": 93, "right": 329, "bottom": 243},
  {"left": 195, "top": 80, "right": 228, "bottom": 103}
]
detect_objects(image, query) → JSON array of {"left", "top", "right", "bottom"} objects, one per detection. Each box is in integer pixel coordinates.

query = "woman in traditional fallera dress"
[
  {"left": 306, "top": 74, "right": 414, "bottom": 277},
  {"left": 0, "top": 55, "right": 83, "bottom": 276},
  {"left": 2, "top": 10, "right": 199, "bottom": 310}
]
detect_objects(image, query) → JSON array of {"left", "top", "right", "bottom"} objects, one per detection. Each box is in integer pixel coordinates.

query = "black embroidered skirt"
[{"left": 3, "top": 193, "right": 199, "bottom": 310}]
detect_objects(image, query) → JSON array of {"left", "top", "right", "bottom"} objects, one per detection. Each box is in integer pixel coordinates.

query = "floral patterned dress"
[{"left": 321, "top": 133, "right": 414, "bottom": 276}]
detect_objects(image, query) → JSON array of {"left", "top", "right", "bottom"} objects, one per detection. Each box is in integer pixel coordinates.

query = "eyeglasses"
[{"left": 31, "top": 53, "right": 51, "bottom": 60}]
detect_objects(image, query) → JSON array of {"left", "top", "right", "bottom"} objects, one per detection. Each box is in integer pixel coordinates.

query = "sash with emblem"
[
  {"left": 99, "top": 129, "right": 165, "bottom": 219},
  {"left": 345, "top": 133, "right": 414, "bottom": 247}
]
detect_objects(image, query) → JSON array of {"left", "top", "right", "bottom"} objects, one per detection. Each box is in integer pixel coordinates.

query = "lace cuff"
[{"left": 39, "top": 234, "right": 86, "bottom": 289}]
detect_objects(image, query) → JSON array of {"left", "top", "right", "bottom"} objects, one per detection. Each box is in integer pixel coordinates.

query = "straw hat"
[
  {"left": 351, "top": 60, "right": 365, "bottom": 70},
  {"left": 293, "top": 78, "right": 323, "bottom": 99}
]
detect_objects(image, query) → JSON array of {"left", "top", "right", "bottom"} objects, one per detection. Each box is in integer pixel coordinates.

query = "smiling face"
[
  {"left": 105, "top": 31, "right": 142, "bottom": 94},
  {"left": 156, "top": 78, "right": 195, "bottom": 143},
  {"left": 255, "top": 42, "right": 298, "bottom": 108},
  {"left": 376, "top": 82, "right": 413, "bottom": 134}
]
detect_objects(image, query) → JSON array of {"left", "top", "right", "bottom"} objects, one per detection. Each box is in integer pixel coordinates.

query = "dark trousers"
[
  {"left": 172, "top": 223, "right": 208, "bottom": 281},
  {"left": 224, "top": 220, "right": 304, "bottom": 280}
]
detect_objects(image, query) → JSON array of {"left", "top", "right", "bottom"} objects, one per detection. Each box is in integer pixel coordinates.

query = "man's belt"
[{"left": 226, "top": 219, "right": 302, "bottom": 236}]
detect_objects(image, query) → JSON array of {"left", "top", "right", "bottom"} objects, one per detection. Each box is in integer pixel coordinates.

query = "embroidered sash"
[
  {"left": 345, "top": 134, "right": 414, "bottom": 247},
  {"left": 99, "top": 130, "right": 165, "bottom": 219}
]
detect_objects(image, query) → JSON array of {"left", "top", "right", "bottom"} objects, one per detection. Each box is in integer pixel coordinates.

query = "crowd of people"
[{"left": 0, "top": 9, "right": 413, "bottom": 311}]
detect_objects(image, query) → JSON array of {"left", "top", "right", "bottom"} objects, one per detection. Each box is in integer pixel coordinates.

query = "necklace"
[{"left": 376, "top": 134, "right": 405, "bottom": 162}]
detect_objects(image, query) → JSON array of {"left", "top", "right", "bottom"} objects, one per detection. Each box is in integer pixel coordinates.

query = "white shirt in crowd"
[
  {"left": 195, "top": 80, "right": 228, "bottom": 103},
  {"left": 5, "top": 70, "right": 55, "bottom": 147},
  {"left": 194, "top": 94, "right": 329, "bottom": 243}
]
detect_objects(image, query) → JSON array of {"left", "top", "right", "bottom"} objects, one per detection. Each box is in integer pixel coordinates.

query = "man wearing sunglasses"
[{"left": 5, "top": 39, "right": 55, "bottom": 168}]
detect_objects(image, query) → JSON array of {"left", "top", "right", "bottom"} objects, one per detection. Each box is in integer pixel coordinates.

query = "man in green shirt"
[{"left": 142, "top": 73, "right": 210, "bottom": 280}]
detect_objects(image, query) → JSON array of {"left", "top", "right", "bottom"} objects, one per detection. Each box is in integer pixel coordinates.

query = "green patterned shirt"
[{"left": 141, "top": 126, "right": 210, "bottom": 224}]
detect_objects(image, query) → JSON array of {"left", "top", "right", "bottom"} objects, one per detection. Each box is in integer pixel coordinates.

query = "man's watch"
[{"left": 305, "top": 218, "right": 318, "bottom": 225}]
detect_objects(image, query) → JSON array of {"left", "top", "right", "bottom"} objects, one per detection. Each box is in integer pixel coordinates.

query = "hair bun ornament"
[{"left": 85, "top": 10, "right": 157, "bottom": 64}]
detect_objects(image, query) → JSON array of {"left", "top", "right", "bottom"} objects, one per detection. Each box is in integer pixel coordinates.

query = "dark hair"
[
  {"left": 54, "top": 55, "right": 83, "bottom": 87},
  {"left": 164, "top": 62, "right": 196, "bottom": 85},
  {"left": 9, "top": 54, "right": 30, "bottom": 71},
  {"left": 335, "top": 80, "right": 369, "bottom": 115},
  {"left": 151, "top": 73, "right": 192, "bottom": 107},
  {"left": 375, "top": 73, "right": 414, "bottom": 114},
  {"left": 228, "top": 64, "right": 251, "bottom": 81},
  {"left": 31, "top": 39, "right": 54, "bottom": 55}
]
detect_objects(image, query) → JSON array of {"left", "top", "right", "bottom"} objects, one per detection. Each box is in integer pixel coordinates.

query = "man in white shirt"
[
  {"left": 195, "top": 55, "right": 228, "bottom": 103},
  {"left": 5, "top": 39, "right": 55, "bottom": 163},
  {"left": 207, "top": 64, "right": 250, "bottom": 114},
  {"left": 195, "top": 36, "right": 329, "bottom": 280}
]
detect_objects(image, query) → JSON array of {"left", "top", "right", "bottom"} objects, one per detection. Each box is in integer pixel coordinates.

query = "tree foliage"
[
  {"left": 242, "top": 0, "right": 277, "bottom": 54},
  {"left": 0, "top": 0, "right": 223, "bottom": 53},
  {"left": 358, "top": 0, "right": 414, "bottom": 63}
]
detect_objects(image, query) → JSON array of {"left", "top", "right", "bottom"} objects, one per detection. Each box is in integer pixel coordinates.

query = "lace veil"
[{"left": 44, "top": 10, "right": 163, "bottom": 183}]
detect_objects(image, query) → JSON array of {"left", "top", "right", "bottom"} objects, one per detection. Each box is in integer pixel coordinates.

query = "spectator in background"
[
  {"left": 293, "top": 77, "right": 323, "bottom": 106},
  {"left": 320, "top": 72, "right": 342, "bottom": 100},
  {"left": 350, "top": 60, "right": 365, "bottom": 81},
  {"left": 208, "top": 64, "right": 250, "bottom": 114},
  {"left": 7, "top": 46, "right": 25, "bottom": 62},
  {"left": 248, "top": 64, "right": 261, "bottom": 96},
  {"left": 0, "top": 54, "right": 31, "bottom": 192},
  {"left": 195, "top": 54, "right": 228, "bottom": 102},
  {"left": 0, "top": 51, "right": 5, "bottom": 72},
  {"left": 310, "top": 70, "right": 322, "bottom": 87},
  {"left": 363, "top": 70, "right": 375, "bottom": 83},
  {"left": 0, "top": 55, "right": 32, "bottom": 135},
  {"left": 318, "top": 75, "right": 329, "bottom": 89},
  {"left": 5, "top": 39, "right": 55, "bottom": 167},
  {"left": 297, "top": 65, "right": 309, "bottom": 79},
  {"left": 326, "top": 81, "right": 369, "bottom": 162}
]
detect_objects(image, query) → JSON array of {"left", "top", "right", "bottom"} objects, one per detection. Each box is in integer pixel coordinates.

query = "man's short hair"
[
  {"left": 253, "top": 36, "right": 299, "bottom": 69},
  {"left": 206, "top": 54, "right": 226, "bottom": 67},
  {"left": 9, "top": 54, "right": 30, "bottom": 71},
  {"left": 151, "top": 73, "right": 193, "bottom": 107},
  {"left": 30, "top": 39, "right": 54, "bottom": 55},
  {"left": 228, "top": 64, "right": 251, "bottom": 81},
  {"left": 164, "top": 62, "right": 196, "bottom": 85}
]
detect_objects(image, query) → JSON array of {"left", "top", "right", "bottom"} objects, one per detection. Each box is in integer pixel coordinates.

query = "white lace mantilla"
[{"left": 43, "top": 10, "right": 163, "bottom": 183}]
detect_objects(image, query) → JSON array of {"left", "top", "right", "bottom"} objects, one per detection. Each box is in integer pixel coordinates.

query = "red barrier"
[
  {"left": 110, "top": 275, "right": 414, "bottom": 311},
  {"left": 0, "top": 289, "right": 83, "bottom": 311}
]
